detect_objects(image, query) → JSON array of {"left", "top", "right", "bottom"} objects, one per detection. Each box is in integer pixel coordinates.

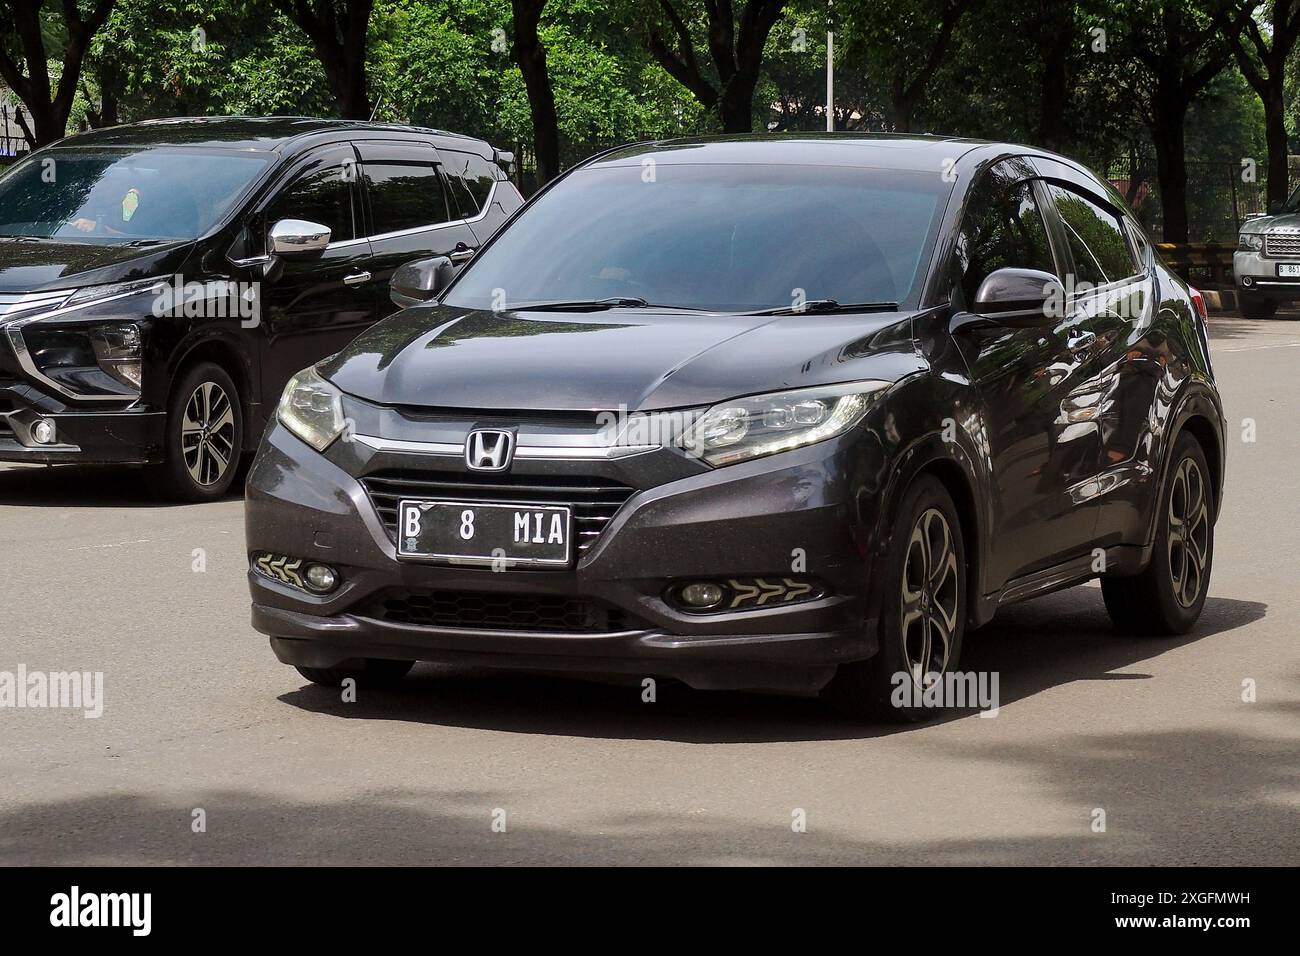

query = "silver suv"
[{"left": 1235, "top": 188, "right": 1300, "bottom": 318}]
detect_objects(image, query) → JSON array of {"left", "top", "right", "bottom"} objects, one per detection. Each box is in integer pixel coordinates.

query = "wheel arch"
[{"left": 168, "top": 334, "right": 258, "bottom": 446}]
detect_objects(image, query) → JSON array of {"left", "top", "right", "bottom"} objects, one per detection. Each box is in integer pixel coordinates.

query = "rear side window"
[
  {"left": 953, "top": 167, "right": 1056, "bottom": 308},
  {"left": 266, "top": 162, "right": 356, "bottom": 243},
  {"left": 1046, "top": 184, "right": 1138, "bottom": 285},
  {"left": 443, "top": 151, "right": 499, "bottom": 218},
  {"left": 363, "top": 163, "right": 451, "bottom": 234}
]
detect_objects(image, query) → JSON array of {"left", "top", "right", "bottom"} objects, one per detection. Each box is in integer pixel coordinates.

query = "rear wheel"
[
  {"left": 295, "top": 659, "right": 415, "bottom": 687},
  {"left": 1101, "top": 433, "right": 1213, "bottom": 635},
  {"left": 1237, "top": 290, "right": 1276, "bottom": 320},
  {"left": 825, "top": 476, "right": 966, "bottom": 722},
  {"left": 144, "top": 362, "right": 243, "bottom": 502}
]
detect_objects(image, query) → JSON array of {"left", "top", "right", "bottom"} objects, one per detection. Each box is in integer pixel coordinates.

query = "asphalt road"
[{"left": 2, "top": 312, "right": 1297, "bottom": 866}]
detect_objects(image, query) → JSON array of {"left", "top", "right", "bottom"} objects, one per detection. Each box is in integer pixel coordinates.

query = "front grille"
[
  {"left": 360, "top": 587, "right": 636, "bottom": 633},
  {"left": 1264, "top": 233, "right": 1300, "bottom": 257},
  {"left": 359, "top": 470, "right": 637, "bottom": 556}
]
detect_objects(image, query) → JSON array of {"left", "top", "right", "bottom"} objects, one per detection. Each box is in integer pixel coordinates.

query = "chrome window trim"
[{"left": 361, "top": 180, "right": 498, "bottom": 244}]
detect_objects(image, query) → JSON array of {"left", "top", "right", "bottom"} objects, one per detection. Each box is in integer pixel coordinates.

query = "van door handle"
[
  {"left": 343, "top": 271, "right": 372, "bottom": 286},
  {"left": 448, "top": 243, "right": 476, "bottom": 263},
  {"left": 1067, "top": 330, "right": 1096, "bottom": 355}
]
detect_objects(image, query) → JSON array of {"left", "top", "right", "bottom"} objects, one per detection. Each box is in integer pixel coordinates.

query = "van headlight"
[
  {"left": 1239, "top": 233, "right": 1264, "bottom": 251},
  {"left": 278, "top": 367, "right": 346, "bottom": 451},
  {"left": 681, "top": 381, "right": 891, "bottom": 466}
]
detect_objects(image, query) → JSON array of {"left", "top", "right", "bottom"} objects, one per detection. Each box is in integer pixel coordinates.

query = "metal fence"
[{"left": 1106, "top": 156, "right": 1299, "bottom": 243}]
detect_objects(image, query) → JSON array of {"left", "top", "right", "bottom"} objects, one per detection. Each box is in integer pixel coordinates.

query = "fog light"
[
  {"left": 304, "top": 563, "right": 339, "bottom": 593},
  {"left": 31, "top": 419, "right": 56, "bottom": 445},
  {"left": 679, "top": 582, "right": 725, "bottom": 608},
  {"left": 1242, "top": 275, "right": 1254, "bottom": 287}
]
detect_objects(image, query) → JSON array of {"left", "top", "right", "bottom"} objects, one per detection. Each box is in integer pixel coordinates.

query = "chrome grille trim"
[{"left": 1264, "top": 233, "right": 1300, "bottom": 257}]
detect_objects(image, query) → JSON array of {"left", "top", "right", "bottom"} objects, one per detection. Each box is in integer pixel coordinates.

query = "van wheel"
[
  {"left": 144, "top": 362, "right": 244, "bottom": 502},
  {"left": 824, "top": 476, "right": 966, "bottom": 722},
  {"left": 1101, "top": 433, "right": 1213, "bottom": 635},
  {"left": 295, "top": 660, "right": 415, "bottom": 687},
  {"left": 1237, "top": 291, "right": 1276, "bottom": 320}
]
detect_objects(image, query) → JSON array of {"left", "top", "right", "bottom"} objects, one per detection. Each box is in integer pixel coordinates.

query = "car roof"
[
  {"left": 50, "top": 115, "right": 493, "bottom": 157},
  {"left": 583, "top": 133, "right": 1077, "bottom": 175}
]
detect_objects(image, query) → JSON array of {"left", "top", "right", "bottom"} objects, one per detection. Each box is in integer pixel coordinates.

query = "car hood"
[
  {"left": 1243, "top": 212, "right": 1300, "bottom": 234},
  {"left": 0, "top": 238, "right": 193, "bottom": 294},
  {"left": 319, "top": 303, "right": 920, "bottom": 412}
]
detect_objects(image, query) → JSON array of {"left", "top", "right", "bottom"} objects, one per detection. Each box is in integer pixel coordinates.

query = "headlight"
[
  {"left": 66, "top": 278, "right": 166, "bottom": 307},
  {"left": 278, "top": 367, "right": 346, "bottom": 451},
  {"left": 1239, "top": 233, "right": 1264, "bottom": 251},
  {"left": 681, "top": 381, "right": 891, "bottom": 466},
  {"left": 89, "top": 324, "right": 143, "bottom": 389}
]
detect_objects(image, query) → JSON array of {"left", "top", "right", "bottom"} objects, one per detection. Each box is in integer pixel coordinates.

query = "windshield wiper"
[
  {"left": 747, "top": 299, "right": 900, "bottom": 316},
  {"left": 508, "top": 296, "right": 691, "bottom": 312}
]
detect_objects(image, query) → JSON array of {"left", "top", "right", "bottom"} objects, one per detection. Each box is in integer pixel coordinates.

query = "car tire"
[
  {"left": 295, "top": 660, "right": 416, "bottom": 687},
  {"left": 824, "top": 475, "right": 967, "bottom": 722},
  {"left": 144, "top": 362, "right": 244, "bottom": 502},
  {"left": 1237, "top": 291, "right": 1276, "bottom": 320},
  {"left": 1101, "top": 433, "right": 1213, "bottom": 636}
]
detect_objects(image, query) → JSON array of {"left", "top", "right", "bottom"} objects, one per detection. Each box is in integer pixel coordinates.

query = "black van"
[{"left": 0, "top": 116, "right": 523, "bottom": 500}]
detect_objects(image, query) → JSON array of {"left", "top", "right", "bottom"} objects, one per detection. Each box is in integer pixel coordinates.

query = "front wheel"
[
  {"left": 824, "top": 476, "right": 967, "bottom": 722},
  {"left": 1101, "top": 433, "right": 1213, "bottom": 635},
  {"left": 144, "top": 362, "right": 244, "bottom": 502}
]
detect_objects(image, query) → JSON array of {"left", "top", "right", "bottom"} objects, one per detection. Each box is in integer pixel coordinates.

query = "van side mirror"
[
  {"left": 269, "top": 219, "right": 331, "bottom": 258},
  {"left": 391, "top": 255, "right": 455, "bottom": 309}
]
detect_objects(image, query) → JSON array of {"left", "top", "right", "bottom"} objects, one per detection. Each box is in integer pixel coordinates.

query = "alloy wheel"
[
  {"left": 900, "top": 507, "right": 960, "bottom": 689},
  {"left": 1167, "top": 456, "right": 1209, "bottom": 608},
  {"left": 181, "top": 381, "right": 236, "bottom": 487}
]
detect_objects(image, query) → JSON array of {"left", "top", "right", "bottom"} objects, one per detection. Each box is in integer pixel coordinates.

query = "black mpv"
[
  {"left": 246, "top": 135, "right": 1224, "bottom": 720},
  {"left": 0, "top": 116, "right": 522, "bottom": 500}
]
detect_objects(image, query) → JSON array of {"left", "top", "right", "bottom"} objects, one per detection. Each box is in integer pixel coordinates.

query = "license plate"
[
  {"left": 1277, "top": 263, "right": 1300, "bottom": 277},
  {"left": 396, "top": 500, "right": 572, "bottom": 567}
]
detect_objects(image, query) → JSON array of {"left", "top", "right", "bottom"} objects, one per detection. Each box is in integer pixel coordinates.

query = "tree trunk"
[
  {"left": 1262, "top": 82, "right": 1289, "bottom": 208},
  {"left": 718, "top": 72, "right": 758, "bottom": 133},
  {"left": 1036, "top": 11, "right": 1070, "bottom": 150},
  {"left": 1152, "top": 98, "right": 1190, "bottom": 243},
  {"left": 512, "top": 1, "right": 560, "bottom": 185}
]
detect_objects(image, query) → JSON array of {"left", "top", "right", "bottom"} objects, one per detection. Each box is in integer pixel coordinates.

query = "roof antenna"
[{"left": 369, "top": 96, "right": 384, "bottom": 122}]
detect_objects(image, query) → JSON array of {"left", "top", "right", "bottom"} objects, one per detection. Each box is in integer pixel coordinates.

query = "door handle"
[
  {"left": 1066, "top": 330, "right": 1096, "bottom": 355},
  {"left": 448, "top": 243, "right": 476, "bottom": 263},
  {"left": 343, "top": 271, "right": 372, "bottom": 287}
]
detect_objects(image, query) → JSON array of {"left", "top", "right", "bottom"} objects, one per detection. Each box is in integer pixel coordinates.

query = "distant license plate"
[
  {"left": 396, "top": 500, "right": 572, "bottom": 567},
  {"left": 1277, "top": 263, "right": 1300, "bottom": 277}
]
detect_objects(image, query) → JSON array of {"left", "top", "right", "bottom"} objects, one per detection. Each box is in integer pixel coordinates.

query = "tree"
[
  {"left": 1122, "top": 0, "right": 1235, "bottom": 242},
  {"left": 510, "top": 0, "right": 560, "bottom": 184},
  {"left": 838, "top": 0, "right": 974, "bottom": 132},
  {"left": 637, "top": 0, "right": 789, "bottom": 132},
  {"left": 1212, "top": 0, "right": 1300, "bottom": 206},
  {"left": 273, "top": 0, "right": 374, "bottom": 118},
  {"left": 0, "top": 0, "right": 117, "bottom": 146}
]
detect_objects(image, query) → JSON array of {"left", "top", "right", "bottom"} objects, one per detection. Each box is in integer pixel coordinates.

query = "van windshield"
[
  {"left": 0, "top": 146, "right": 273, "bottom": 243},
  {"left": 444, "top": 162, "right": 950, "bottom": 313}
]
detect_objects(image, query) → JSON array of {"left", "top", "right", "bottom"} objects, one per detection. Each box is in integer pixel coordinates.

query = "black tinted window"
[
  {"left": 1047, "top": 184, "right": 1137, "bottom": 285},
  {"left": 363, "top": 163, "right": 450, "bottom": 234},
  {"left": 445, "top": 151, "right": 498, "bottom": 215},
  {"left": 954, "top": 169, "right": 1055, "bottom": 307},
  {"left": 446, "top": 164, "right": 947, "bottom": 312},
  {"left": 267, "top": 162, "right": 355, "bottom": 243}
]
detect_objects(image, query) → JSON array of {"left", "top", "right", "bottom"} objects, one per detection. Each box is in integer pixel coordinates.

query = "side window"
[
  {"left": 444, "top": 151, "right": 500, "bottom": 218},
  {"left": 1047, "top": 184, "right": 1138, "bottom": 286},
  {"left": 265, "top": 161, "right": 356, "bottom": 244},
  {"left": 362, "top": 163, "right": 451, "bottom": 234},
  {"left": 953, "top": 167, "right": 1056, "bottom": 308}
]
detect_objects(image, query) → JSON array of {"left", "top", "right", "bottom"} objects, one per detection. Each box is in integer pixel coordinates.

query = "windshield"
[
  {"left": 0, "top": 146, "right": 273, "bottom": 243},
  {"left": 444, "top": 162, "right": 949, "bottom": 313},
  {"left": 1282, "top": 186, "right": 1300, "bottom": 215}
]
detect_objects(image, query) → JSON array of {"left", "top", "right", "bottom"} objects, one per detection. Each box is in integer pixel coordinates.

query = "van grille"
[{"left": 358, "top": 587, "right": 636, "bottom": 633}]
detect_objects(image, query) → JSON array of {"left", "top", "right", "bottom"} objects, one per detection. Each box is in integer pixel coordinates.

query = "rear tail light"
[{"left": 1189, "top": 287, "right": 1208, "bottom": 322}]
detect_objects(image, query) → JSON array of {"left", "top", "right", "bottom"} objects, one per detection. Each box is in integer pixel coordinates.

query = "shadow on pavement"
[
  {"left": 0, "top": 462, "right": 247, "bottom": 507},
  {"left": 274, "top": 588, "right": 1266, "bottom": 744}
]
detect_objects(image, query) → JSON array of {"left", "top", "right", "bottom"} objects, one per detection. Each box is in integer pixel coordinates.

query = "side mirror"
[
  {"left": 1268, "top": 200, "right": 1282, "bottom": 215},
  {"left": 974, "top": 266, "right": 1062, "bottom": 317},
  {"left": 269, "top": 219, "right": 331, "bottom": 258},
  {"left": 390, "top": 255, "right": 455, "bottom": 309}
]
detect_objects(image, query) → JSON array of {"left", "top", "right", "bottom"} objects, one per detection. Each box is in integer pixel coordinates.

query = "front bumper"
[
  {"left": 245, "top": 421, "right": 882, "bottom": 694},
  {"left": 1233, "top": 250, "right": 1300, "bottom": 299},
  {"left": 0, "top": 384, "right": 163, "bottom": 464}
]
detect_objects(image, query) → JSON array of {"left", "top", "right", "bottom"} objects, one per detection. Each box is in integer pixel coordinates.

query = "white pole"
[{"left": 826, "top": 1, "right": 835, "bottom": 132}]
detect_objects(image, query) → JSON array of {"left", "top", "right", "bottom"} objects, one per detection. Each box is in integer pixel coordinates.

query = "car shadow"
[
  {"left": 0, "top": 462, "right": 248, "bottom": 507},
  {"left": 276, "top": 588, "right": 1266, "bottom": 744}
]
